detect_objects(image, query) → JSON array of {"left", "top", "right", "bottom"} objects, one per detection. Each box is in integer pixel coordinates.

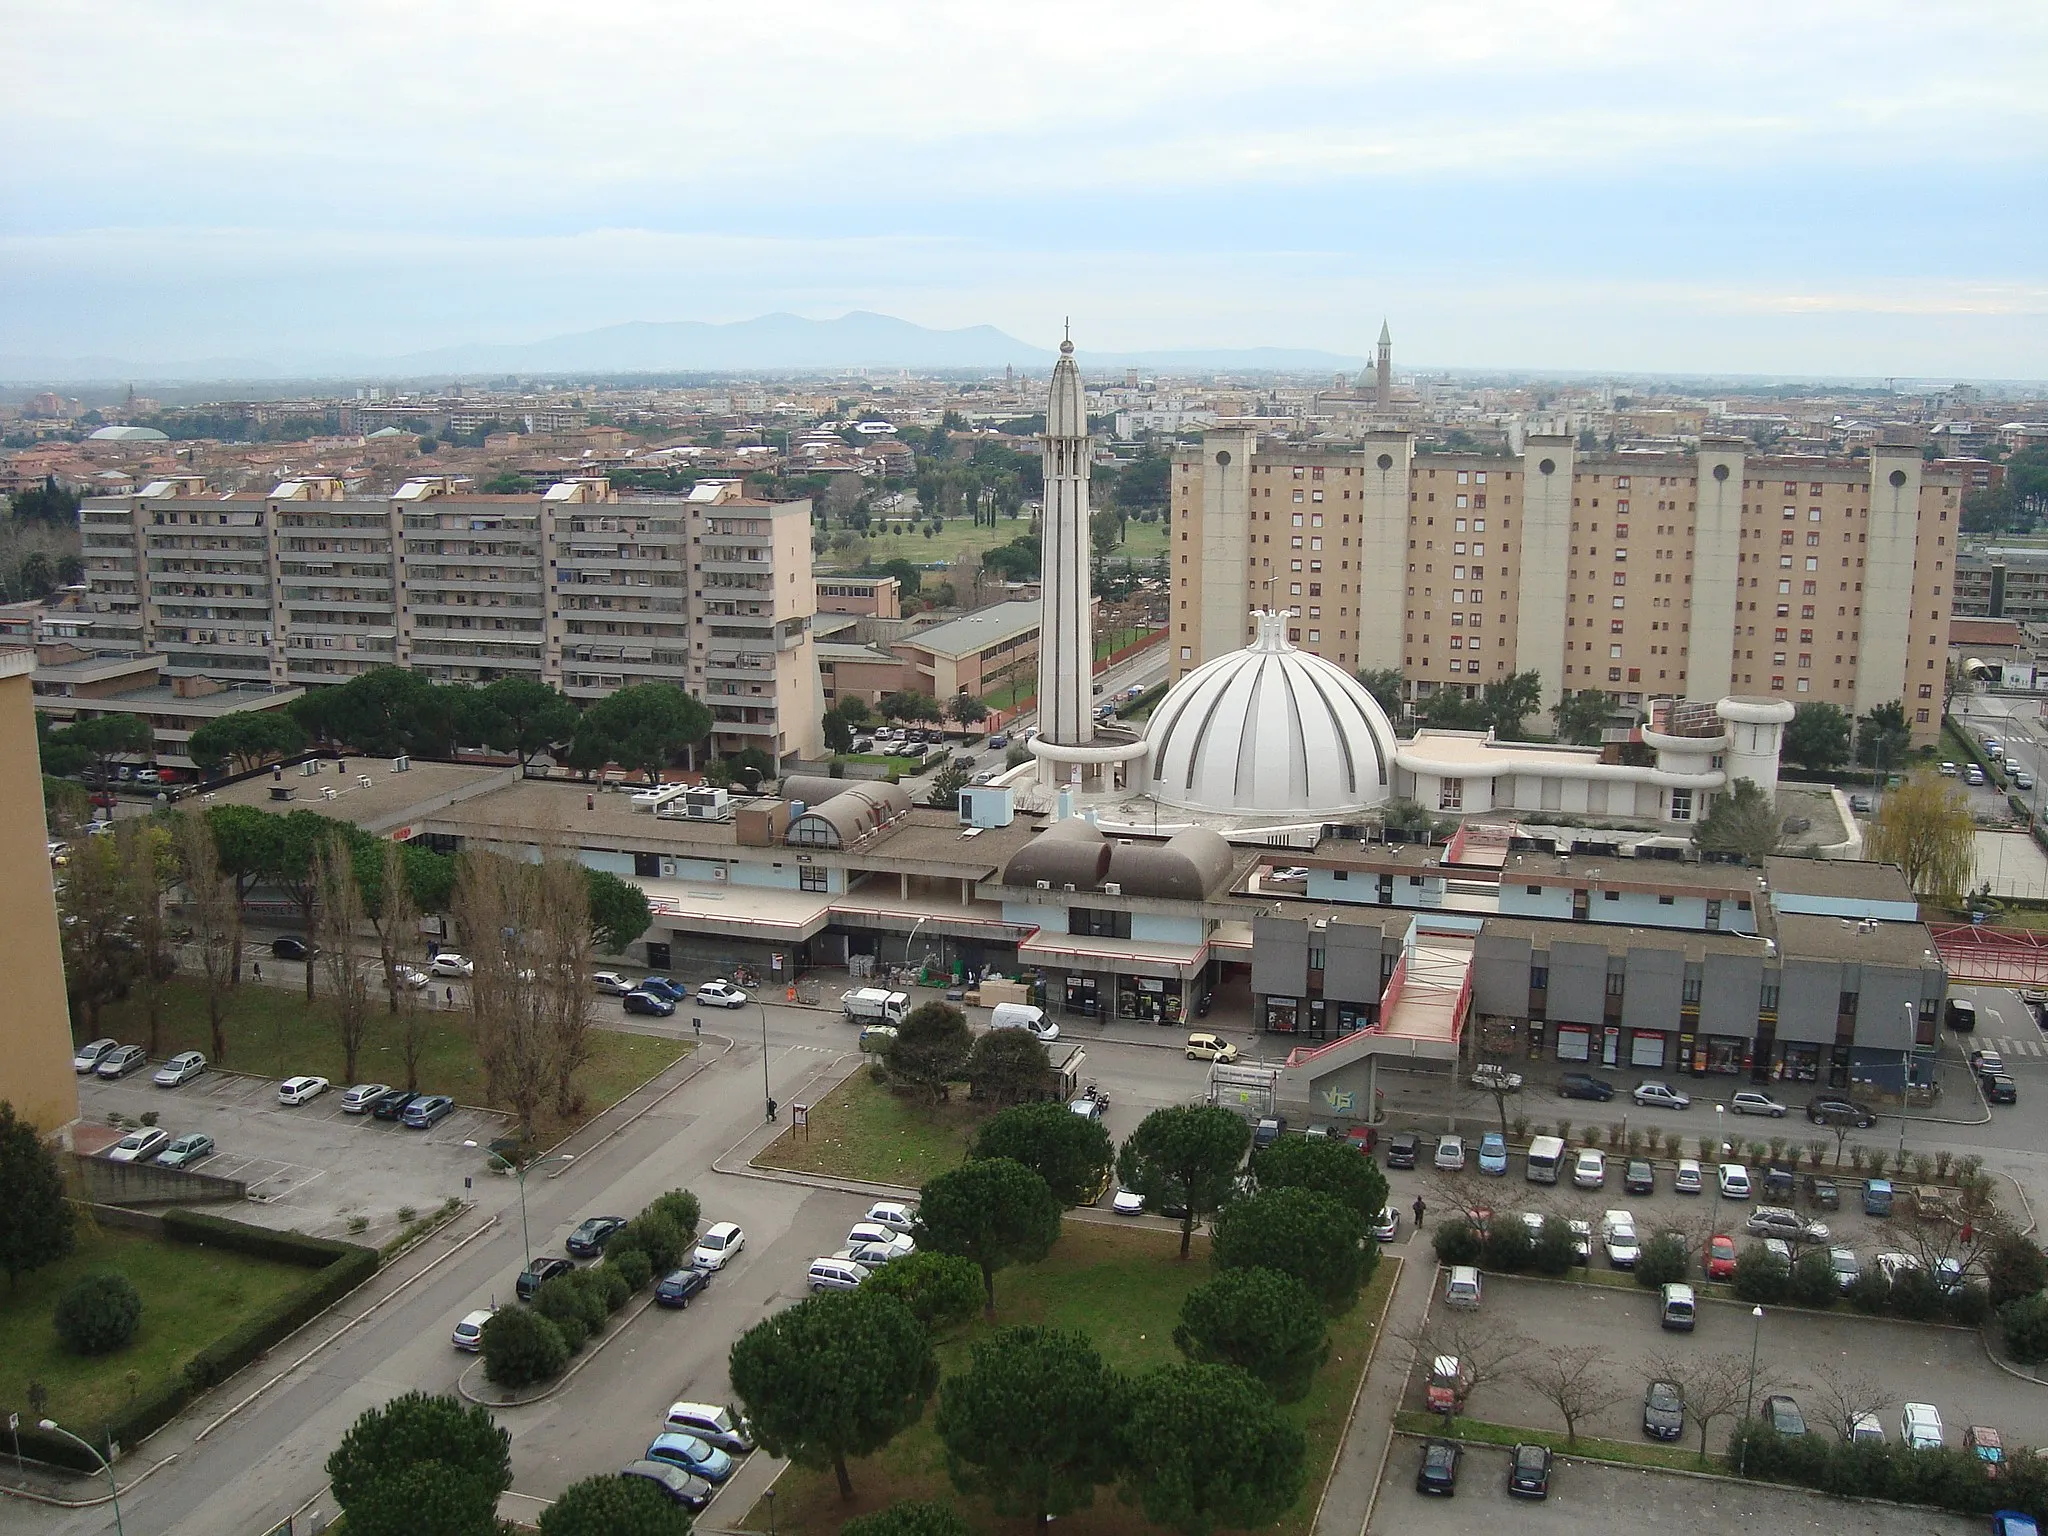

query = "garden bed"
[{"left": 751, "top": 1068, "right": 982, "bottom": 1187}]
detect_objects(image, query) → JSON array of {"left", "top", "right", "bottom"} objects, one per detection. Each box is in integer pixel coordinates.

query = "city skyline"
[{"left": 3, "top": 1, "right": 2044, "bottom": 380}]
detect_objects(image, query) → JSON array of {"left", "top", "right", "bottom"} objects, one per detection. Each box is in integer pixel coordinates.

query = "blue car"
[
  {"left": 402, "top": 1094, "right": 455, "bottom": 1128},
  {"left": 624, "top": 991, "right": 676, "bottom": 1017},
  {"left": 645, "top": 1432, "right": 734, "bottom": 1483},
  {"left": 638, "top": 976, "right": 687, "bottom": 1001},
  {"left": 1993, "top": 1515, "right": 2039, "bottom": 1536},
  {"left": 1478, "top": 1132, "right": 1508, "bottom": 1176},
  {"left": 655, "top": 1267, "right": 711, "bottom": 1308}
]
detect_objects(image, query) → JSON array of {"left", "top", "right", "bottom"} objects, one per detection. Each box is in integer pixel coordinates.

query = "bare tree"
[
  {"left": 377, "top": 841, "right": 431, "bottom": 1091},
  {"left": 1645, "top": 1350, "right": 1755, "bottom": 1462},
  {"left": 1519, "top": 1343, "right": 1628, "bottom": 1444},
  {"left": 1398, "top": 1313, "right": 1532, "bottom": 1424},
  {"left": 535, "top": 853, "right": 596, "bottom": 1120},
  {"left": 57, "top": 828, "right": 139, "bottom": 1031},
  {"left": 121, "top": 823, "right": 178, "bottom": 1057},
  {"left": 455, "top": 849, "right": 551, "bottom": 1140},
  {"left": 1804, "top": 1360, "right": 1893, "bottom": 1444},
  {"left": 174, "top": 813, "right": 239, "bottom": 1065},
  {"left": 314, "top": 834, "right": 373, "bottom": 1084}
]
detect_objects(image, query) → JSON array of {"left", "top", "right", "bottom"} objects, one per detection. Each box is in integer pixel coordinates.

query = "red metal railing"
[{"left": 1931, "top": 924, "right": 2048, "bottom": 985}]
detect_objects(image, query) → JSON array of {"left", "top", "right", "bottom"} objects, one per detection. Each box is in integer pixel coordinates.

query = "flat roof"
[
  {"left": 31, "top": 654, "right": 163, "bottom": 684},
  {"left": 893, "top": 601, "right": 1040, "bottom": 659},
  {"left": 58, "top": 682, "right": 304, "bottom": 718},
  {"left": 1476, "top": 914, "right": 1771, "bottom": 961},
  {"left": 1503, "top": 850, "right": 1761, "bottom": 893},
  {"left": 200, "top": 758, "right": 512, "bottom": 834},
  {"left": 815, "top": 640, "right": 898, "bottom": 664},
  {"left": 1771, "top": 912, "right": 1941, "bottom": 968},
  {"left": 1763, "top": 856, "right": 1914, "bottom": 905}
]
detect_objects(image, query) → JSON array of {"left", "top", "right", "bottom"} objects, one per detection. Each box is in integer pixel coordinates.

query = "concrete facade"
[{"left": 0, "top": 649, "right": 80, "bottom": 1131}]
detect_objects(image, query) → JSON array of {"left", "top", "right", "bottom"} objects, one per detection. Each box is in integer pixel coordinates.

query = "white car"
[
  {"left": 1469, "top": 1063, "right": 1524, "bottom": 1093},
  {"left": 591, "top": 971, "right": 635, "bottom": 996},
  {"left": 863, "top": 1201, "right": 917, "bottom": 1235},
  {"left": 1111, "top": 1188, "right": 1146, "bottom": 1215},
  {"left": 1674, "top": 1158, "right": 1704, "bottom": 1194},
  {"left": 277, "top": 1075, "right": 330, "bottom": 1106},
  {"left": 847, "top": 1224, "right": 915, "bottom": 1258},
  {"left": 1572, "top": 1148, "right": 1606, "bottom": 1189},
  {"left": 341, "top": 1082, "right": 391, "bottom": 1113},
  {"left": 1434, "top": 1135, "right": 1467, "bottom": 1171},
  {"left": 696, "top": 980, "right": 749, "bottom": 1009},
  {"left": 692, "top": 1221, "right": 746, "bottom": 1270},
  {"left": 1717, "top": 1162, "right": 1752, "bottom": 1199},
  {"left": 152, "top": 1050, "right": 208, "bottom": 1087},
  {"left": 451, "top": 1308, "right": 494, "bottom": 1352},
  {"left": 1632, "top": 1080, "right": 1692, "bottom": 1110},
  {"left": 393, "top": 965, "right": 431, "bottom": 990},
  {"left": 1268, "top": 867, "right": 1311, "bottom": 882},
  {"left": 106, "top": 1127, "right": 171, "bottom": 1163},
  {"left": 1875, "top": 1251, "right": 1923, "bottom": 1287},
  {"left": 1901, "top": 1402, "right": 1944, "bottom": 1451},
  {"left": 1373, "top": 1207, "right": 1401, "bottom": 1243},
  {"left": 429, "top": 953, "right": 474, "bottom": 978},
  {"left": 1601, "top": 1210, "right": 1640, "bottom": 1268},
  {"left": 1728, "top": 1090, "right": 1787, "bottom": 1118}
]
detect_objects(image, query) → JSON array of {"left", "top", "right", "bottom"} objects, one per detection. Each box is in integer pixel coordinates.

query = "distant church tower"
[
  {"left": 1374, "top": 320, "right": 1392, "bottom": 411},
  {"left": 1034, "top": 330, "right": 1094, "bottom": 763}
]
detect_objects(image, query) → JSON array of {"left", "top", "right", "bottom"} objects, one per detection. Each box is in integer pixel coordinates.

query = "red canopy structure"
[{"left": 1931, "top": 924, "right": 2048, "bottom": 987}]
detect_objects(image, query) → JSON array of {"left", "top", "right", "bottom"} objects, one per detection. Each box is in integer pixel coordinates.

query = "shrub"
[
  {"left": 1479, "top": 1217, "right": 1533, "bottom": 1273},
  {"left": 861, "top": 1251, "right": 985, "bottom": 1332},
  {"left": 532, "top": 1275, "right": 594, "bottom": 1351},
  {"left": 1889, "top": 1267, "right": 1945, "bottom": 1322},
  {"left": 1531, "top": 1217, "right": 1578, "bottom": 1275},
  {"left": 54, "top": 1271, "right": 142, "bottom": 1355},
  {"left": 1633, "top": 1233, "right": 1690, "bottom": 1289},
  {"left": 1733, "top": 1244, "right": 1789, "bottom": 1303},
  {"left": 1787, "top": 1248, "right": 1839, "bottom": 1309},
  {"left": 481, "top": 1305, "right": 568, "bottom": 1387},
  {"left": 1431, "top": 1218, "right": 1481, "bottom": 1267},
  {"left": 605, "top": 1244, "right": 653, "bottom": 1294},
  {"left": 644, "top": 1189, "right": 701, "bottom": 1245},
  {"left": 1173, "top": 1267, "right": 1328, "bottom": 1402},
  {"left": 1946, "top": 1282, "right": 1992, "bottom": 1329},
  {"left": 607, "top": 1212, "right": 684, "bottom": 1275},
  {"left": 1846, "top": 1269, "right": 1891, "bottom": 1315},
  {"left": 1984, "top": 1230, "right": 2048, "bottom": 1308},
  {"left": 1211, "top": 1187, "right": 1367, "bottom": 1310},
  {"left": 2000, "top": 1291, "right": 2048, "bottom": 1363},
  {"left": 576, "top": 1263, "right": 628, "bottom": 1316}
]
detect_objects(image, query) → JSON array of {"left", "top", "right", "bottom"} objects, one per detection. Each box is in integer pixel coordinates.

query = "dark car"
[
  {"left": 1386, "top": 1132, "right": 1420, "bottom": 1170},
  {"left": 1764, "top": 1394, "right": 1807, "bottom": 1436},
  {"left": 1643, "top": 1379, "right": 1685, "bottom": 1441},
  {"left": 624, "top": 990, "right": 676, "bottom": 1017},
  {"left": 270, "top": 936, "right": 313, "bottom": 961},
  {"left": 1253, "top": 1116, "right": 1286, "bottom": 1150},
  {"left": 1559, "top": 1072, "right": 1617, "bottom": 1101},
  {"left": 566, "top": 1216, "right": 628, "bottom": 1258},
  {"left": 1806, "top": 1095, "right": 1877, "bottom": 1128},
  {"left": 401, "top": 1094, "right": 455, "bottom": 1128},
  {"left": 1507, "top": 1442, "right": 1552, "bottom": 1499},
  {"left": 1983, "top": 1073, "right": 2019, "bottom": 1105},
  {"left": 516, "top": 1256, "right": 574, "bottom": 1301},
  {"left": 1415, "top": 1438, "right": 1461, "bottom": 1496},
  {"left": 655, "top": 1266, "right": 712, "bottom": 1308},
  {"left": 638, "top": 976, "right": 687, "bottom": 1001},
  {"left": 619, "top": 1461, "right": 712, "bottom": 1512},
  {"left": 1624, "top": 1159, "right": 1655, "bottom": 1195},
  {"left": 371, "top": 1089, "right": 421, "bottom": 1121}
]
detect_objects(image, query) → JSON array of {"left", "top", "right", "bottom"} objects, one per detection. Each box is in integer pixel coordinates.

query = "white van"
[
  {"left": 989, "top": 1002, "right": 1055, "bottom": 1040},
  {"left": 1525, "top": 1134, "right": 1566, "bottom": 1184},
  {"left": 1443, "top": 1266, "right": 1483, "bottom": 1309},
  {"left": 1660, "top": 1283, "right": 1697, "bottom": 1331},
  {"left": 807, "top": 1257, "right": 866, "bottom": 1292},
  {"left": 843, "top": 988, "right": 910, "bottom": 1026}
]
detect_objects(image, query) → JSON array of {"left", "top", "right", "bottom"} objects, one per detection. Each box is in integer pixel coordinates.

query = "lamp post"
[
  {"left": 760, "top": 997, "right": 774, "bottom": 1123},
  {"left": 1899, "top": 1001, "right": 1916, "bottom": 1165},
  {"left": 38, "top": 1421, "right": 121, "bottom": 1536},
  {"left": 1740, "top": 1305, "right": 1764, "bottom": 1476},
  {"left": 462, "top": 1141, "right": 574, "bottom": 1269},
  {"left": 1715, "top": 1103, "right": 1726, "bottom": 1159}
]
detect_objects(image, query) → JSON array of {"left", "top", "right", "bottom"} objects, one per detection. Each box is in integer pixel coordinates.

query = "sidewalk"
[{"left": 1315, "top": 1237, "right": 1435, "bottom": 1536}]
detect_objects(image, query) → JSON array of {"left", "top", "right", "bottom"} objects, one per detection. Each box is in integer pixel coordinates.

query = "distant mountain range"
[{"left": 0, "top": 311, "right": 1366, "bottom": 384}]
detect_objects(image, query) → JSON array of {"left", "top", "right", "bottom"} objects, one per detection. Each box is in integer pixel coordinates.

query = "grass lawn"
[
  {"left": 89, "top": 979, "right": 685, "bottom": 1126},
  {"left": 1392, "top": 1410, "right": 1720, "bottom": 1473},
  {"left": 752, "top": 1068, "right": 980, "bottom": 1187},
  {"left": 1, "top": 1225, "right": 309, "bottom": 1438},
  {"left": 816, "top": 518, "right": 1164, "bottom": 578},
  {"left": 737, "top": 1226, "right": 1397, "bottom": 1535}
]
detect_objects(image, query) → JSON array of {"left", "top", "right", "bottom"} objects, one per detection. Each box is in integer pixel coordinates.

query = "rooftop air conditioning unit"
[
  {"left": 1035, "top": 880, "right": 1052, "bottom": 890},
  {"left": 1103, "top": 882, "right": 1122, "bottom": 895},
  {"left": 391, "top": 755, "right": 410, "bottom": 772}
]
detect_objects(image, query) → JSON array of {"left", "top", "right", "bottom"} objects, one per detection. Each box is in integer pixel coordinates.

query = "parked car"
[
  {"left": 696, "top": 979, "right": 749, "bottom": 1008},
  {"left": 152, "top": 1050, "right": 207, "bottom": 1087},
  {"left": 1643, "top": 1379, "right": 1685, "bottom": 1441},
  {"left": 1967, "top": 1425, "right": 2006, "bottom": 1477},
  {"left": 591, "top": 971, "right": 635, "bottom": 996},
  {"left": 277, "top": 1075, "right": 330, "bottom": 1106},
  {"left": 1764, "top": 1395, "right": 1807, "bottom": 1436},
  {"left": 451, "top": 1308, "right": 494, "bottom": 1352},
  {"left": 1807, "top": 1095, "right": 1878, "bottom": 1128},
  {"left": 1602, "top": 1210, "right": 1640, "bottom": 1268},
  {"left": 637, "top": 976, "right": 688, "bottom": 1001},
  {"left": 516, "top": 1256, "right": 574, "bottom": 1301},
  {"left": 864, "top": 1201, "right": 917, "bottom": 1235},
  {"left": 1414, "top": 1438, "right": 1461, "bottom": 1496},
  {"left": 1558, "top": 1072, "right": 1617, "bottom": 1101},
  {"left": 846, "top": 1223, "right": 913, "bottom": 1259},
  {"left": 1624, "top": 1158, "right": 1655, "bottom": 1195},
  {"left": 693, "top": 1221, "right": 746, "bottom": 1271},
  {"left": 619, "top": 1460, "right": 712, "bottom": 1511},
  {"left": 1718, "top": 1163, "right": 1752, "bottom": 1199},
  {"left": 1254, "top": 1116, "right": 1286, "bottom": 1149},
  {"left": 1506, "top": 1441, "right": 1552, "bottom": 1500},
  {"left": 341, "top": 1082, "right": 392, "bottom": 1114},
  {"left": 1478, "top": 1132, "right": 1509, "bottom": 1175},
  {"left": 1632, "top": 1080, "right": 1692, "bottom": 1110},
  {"left": 1729, "top": 1089, "right": 1787, "bottom": 1118},
  {"left": 1971, "top": 1048, "right": 2007, "bottom": 1076},
  {"left": 1372, "top": 1207, "right": 1400, "bottom": 1243},
  {"left": 1829, "top": 1246, "right": 1861, "bottom": 1291},
  {"left": 95, "top": 1044, "right": 148, "bottom": 1079},
  {"left": 1747, "top": 1205, "right": 1829, "bottom": 1244},
  {"left": 371, "top": 1088, "right": 420, "bottom": 1120},
  {"left": 429, "top": 953, "right": 474, "bottom": 978},
  {"left": 106, "top": 1127, "right": 171, "bottom": 1163},
  {"left": 1705, "top": 1233, "right": 1738, "bottom": 1280},
  {"left": 393, "top": 964, "right": 430, "bottom": 990},
  {"left": 1851, "top": 1413, "right": 1886, "bottom": 1446},
  {"left": 2016, "top": 770, "right": 2036, "bottom": 792},
  {"left": 1938, "top": 761, "right": 1960, "bottom": 777},
  {"left": 401, "top": 1094, "right": 455, "bottom": 1128},
  {"left": 655, "top": 1266, "right": 711, "bottom": 1308},
  {"left": 1674, "top": 1159, "right": 1704, "bottom": 1195},
  {"left": 1111, "top": 1188, "right": 1146, "bottom": 1215},
  {"left": 1434, "top": 1135, "right": 1467, "bottom": 1172},
  {"left": 1901, "top": 1402, "right": 1944, "bottom": 1450},
  {"left": 72, "top": 1037, "right": 119, "bottom": 1073},
  {"left": 1469, "top": 1063, "right": 1523, "bottom": 1093},
  {"left": 270, "top": 936, "right": 313, "bottom": 961},
  {"left": 662, "top": 1401, "right": 756, "bottom": 1455},
  {"left": 1876, "top": 1251, "right": 1923, "bottom": 1288},
  {"left": 1848, "top": 793, "right": 1873, "bottom": 813},
  {"left": 1184, "top": 1032, "right": 1238, "bottom": 1063},
  {"left": 1572, "top": 1148, "right": 1606, "bottom": 1189},
  {"left": 567, "top": 1216, "right": 628, "bottom": 1257},
  {"left": 155, "top": 1132, "right": 215, "bottom": 1168},
  {"left": 645, "top": 1432, "right": 734, "bottom": 1484},
  {"left": 1386, "top": 1131, "right": 1420, "bottom": 1169},
  {"left": 1983, "top": 1074, "right": 2019, "bottom": 1105},
  {"left": 623, "top": 990, "right": 676, "bottom": 1017}
]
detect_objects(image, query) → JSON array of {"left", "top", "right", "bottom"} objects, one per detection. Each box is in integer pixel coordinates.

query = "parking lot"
[
  {"left": 1371, "top": 1438, "right": 1980, "bottom": 1536},
  {"left": 78, "top": 1065, "right": 503, "bottom": 1240},
  {"left": 1419, "top": 1273, "right": 2048, "bottom": 1453}
]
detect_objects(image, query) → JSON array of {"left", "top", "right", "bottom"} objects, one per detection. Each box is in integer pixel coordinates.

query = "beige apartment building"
[
  {"left": 78, "top": 474, "right": 823, "bottom": 766},
  {"left": 1170, "top": 431, "right": 1958, "bottom": 744}
]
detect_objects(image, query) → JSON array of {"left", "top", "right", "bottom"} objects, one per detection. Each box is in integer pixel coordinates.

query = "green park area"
[
  {"left": 741, "top": 1223, "right": 1396, "bottom": 1536},
  {"left": 753, "top": 1068, "right": 979, "bottom": 1187},
  {"left": 816, "top": 514, "right": 1168, "bottom": 577},
  {"left": 92, "top": 979, "right": 686, "bottom": 1126},
  {"left": 0, "top": 1224, "right": 308, "bottom": 1435}
]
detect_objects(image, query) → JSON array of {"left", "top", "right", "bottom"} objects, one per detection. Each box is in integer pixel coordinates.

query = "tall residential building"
[
  {"left": 1168, "top": 432, "right": 1960, "bottom": 743},
  {"left": 78, "top": 475, "right": 823, "bottom": 765},
  {"left": 0, "top": 647, "right": 78, "bottom": 1131}
]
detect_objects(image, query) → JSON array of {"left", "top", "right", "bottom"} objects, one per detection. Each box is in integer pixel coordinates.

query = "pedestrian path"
[{"left": 1985, "top": 1034, "right": 2048, "bottom": 1057}]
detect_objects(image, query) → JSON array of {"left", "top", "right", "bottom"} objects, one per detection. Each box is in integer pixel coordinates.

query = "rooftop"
[
  {"left": 1771, "top": 912, "right": 1942, "bottom": 968},
  {"left": 893, "top": 601, "right": 1040, "bottom": 659},
  {"left": 1763, "top": 856, "right": 1915, "bottom": 906},
  {"left": 1476, "top": 913, "right": 1774, "bottom": 962},
  {"left": 57, "top": 681, "right": 305, "bottom": 719},
  {"left": 199, "top": 758, "right": 512, "bottom": 834}
]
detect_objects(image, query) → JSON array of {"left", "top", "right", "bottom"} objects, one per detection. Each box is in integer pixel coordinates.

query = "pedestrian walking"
[
  {"left": 1412, "top": 1195, "right": 1427, "bottom": 1229},
  {"left": 252, "top": 961, "right": 261, "bottom": 982},
  {"left": 446, "top": 985, "right": 455, "bottom": 1007}
]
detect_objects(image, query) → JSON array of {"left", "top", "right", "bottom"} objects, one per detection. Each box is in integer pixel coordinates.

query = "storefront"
[
  {"left": 1554, "top": 1024, "right": 1594, "bottom": 1063},
  {"left": 1264, "top": 995, "right": 1302, "bottom": 1033},
  {"left": 1700, "top": 1035, "right": 1750, "bottom": 1075},
  {"left": 1627, "top": 1029, "right": 1668, "bottom": 1070},
  {"left": 1775, "top": 1041, "right": 1823, "bottom": 1084},
  {"left": 1062, "top": 974, "right": 1102, "bottom": 1018},
  {"left": 1116, "top": 975, "right": 1184, "bottom": 1025}
]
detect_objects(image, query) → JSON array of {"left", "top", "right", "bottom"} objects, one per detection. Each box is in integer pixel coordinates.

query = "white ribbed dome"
[{"left": 1143, "top": 613, "right": 1396, "bottom": 815}]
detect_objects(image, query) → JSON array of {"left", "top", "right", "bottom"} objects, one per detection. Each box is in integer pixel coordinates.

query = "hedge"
[
  {"left": 1732, "top": 1420, "right": 2048, "bottom": 1519},
  {"left": 160, "top": 1209, "right": 367, "bottom": 1270}
]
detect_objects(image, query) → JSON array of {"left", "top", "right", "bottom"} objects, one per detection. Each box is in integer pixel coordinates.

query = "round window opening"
[
  {"left": 1539, "top": 458, "right": 1556, "bottom": 475},
  {"left": 1712, "top": 463, "right": 1730, "bottom": 481},
  {"left": 1377, "top": 453, "right": 1394, "bottom": 471},
  {"left": 1889, "top": 469, "right": 1907, "bottom": 488},
  {"left": 1215, "top": 450, "right": 1232, "bottom": 467}
]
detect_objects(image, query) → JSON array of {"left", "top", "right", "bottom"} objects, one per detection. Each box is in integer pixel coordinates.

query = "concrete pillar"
[
  {"left": 1688, "top": 438, "right": 1746, "bottom": 701},
  {"left": 1514, "top": 436, "right": 1576, "bottom": 716}
]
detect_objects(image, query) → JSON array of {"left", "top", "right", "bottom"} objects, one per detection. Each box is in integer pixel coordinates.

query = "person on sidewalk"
[{"left": 1412, "top": 1195, "right": 1427, "bottom": 1230}]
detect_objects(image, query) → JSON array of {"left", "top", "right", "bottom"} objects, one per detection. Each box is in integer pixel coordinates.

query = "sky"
[{"left": 3, "top": 0, "right": 2045, "bottom": 380}]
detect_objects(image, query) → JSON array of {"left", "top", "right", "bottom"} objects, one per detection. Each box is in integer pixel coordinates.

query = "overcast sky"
[{"left": 4, "top": 0, "right": 2044, "bottom": 378}]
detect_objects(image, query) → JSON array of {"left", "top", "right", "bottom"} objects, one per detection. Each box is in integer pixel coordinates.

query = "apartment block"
[
  {"left": 77, "top": 475, "right": 822, "bottom": 765},
  {"left": 1169, "top": 433, "right": 1960, "bottom": 743}
]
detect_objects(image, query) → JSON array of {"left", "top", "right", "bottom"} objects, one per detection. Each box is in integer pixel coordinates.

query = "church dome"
[{"left": 1142, "top": 613, "right": 1396, "bottom": 816}]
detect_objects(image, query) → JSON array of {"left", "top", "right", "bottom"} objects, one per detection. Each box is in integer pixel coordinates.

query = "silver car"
[{"left": 153, "top": 1051, "right": 207, "bottom": 1087}]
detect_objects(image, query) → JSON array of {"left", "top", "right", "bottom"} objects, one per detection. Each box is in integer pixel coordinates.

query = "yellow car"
[{"left": 1185, "top": 1032, "right": 1238, "bottom": 1063}]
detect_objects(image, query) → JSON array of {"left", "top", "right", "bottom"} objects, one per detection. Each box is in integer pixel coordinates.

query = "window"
[
  {"left": 1670, "top": 787, "right": 1692, "bottom": 821},
  {"left": 1605, "top": 971, "right": 1625, "bottom": 995},
  {"left": 1439, "top": 777, "right": 1464, "bottom": 811},
  {"left": 799, "top": 864, "right": 828, "bottom": 892},
  {"left": 1530, "top": 966, "right": 1549, "bottom": 990},
  {"left": 1603, "top": 889, "right": 1620, "bottom": 902}
]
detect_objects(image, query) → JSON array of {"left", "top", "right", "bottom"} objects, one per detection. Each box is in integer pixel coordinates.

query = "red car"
[
  {"left": 1344, "top": 1126, "right": 1377, "bottom": 1155},
  {"left": 1705, "top": 1234, "right": 1737, "bottom": 1281}
]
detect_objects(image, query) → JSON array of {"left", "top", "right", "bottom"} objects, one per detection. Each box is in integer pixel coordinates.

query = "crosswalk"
[{"left": 1983, "top": 1035, "right": 2048, "bottom": 1058}]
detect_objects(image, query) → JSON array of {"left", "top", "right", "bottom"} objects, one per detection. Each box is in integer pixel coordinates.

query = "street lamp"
[
  {"left": 1740, "top": 1305, "right": 1764, "bottom": 1476},
  {"left": 462, "top": 1141, "right": 574, "bottom": 1269},
  {"left": 1715, "top": 1103, "right": 1726, "bottom": 1159},
  {"left": 38, "top": 1420, "right": 122, "bottom": 1536},
  {"left": 1899, "top": 1001, "right": 1916, "bottom": 1164},
  {"left": 760, "top": 997, "right": 774, "bottom": 1123}
]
